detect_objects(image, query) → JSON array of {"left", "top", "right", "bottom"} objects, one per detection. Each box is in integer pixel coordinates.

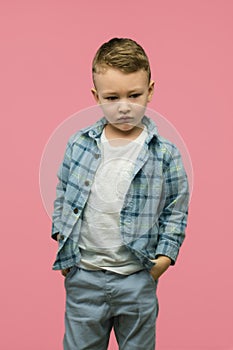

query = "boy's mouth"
[{"left": 116, "top": 116, "right": 134, "bottom": 123}]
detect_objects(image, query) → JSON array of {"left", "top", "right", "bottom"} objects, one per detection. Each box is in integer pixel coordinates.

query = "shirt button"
[
  {"left": 84, "top": 180, "right": 90, "bottom": 186},
  {"left": 73, "top": 208, "right": 79, "bottom": 214},
  {"left": 59, "top": 234, "right": 65, "bottom": 241},
  {"left": 94, "top": 154, "right": 100, "bottom": 159}
]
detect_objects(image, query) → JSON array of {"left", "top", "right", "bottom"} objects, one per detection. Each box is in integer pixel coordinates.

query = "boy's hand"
[
  {"left": 61, "top": 268, "right": 71, "bottom": 277},
  {"left": 150, "top": 256, "right": 171, "bottom": 281}
]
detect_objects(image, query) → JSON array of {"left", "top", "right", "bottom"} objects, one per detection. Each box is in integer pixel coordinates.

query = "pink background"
[{"left": 1, "top": 1, "right": 233, "bottom": 349}]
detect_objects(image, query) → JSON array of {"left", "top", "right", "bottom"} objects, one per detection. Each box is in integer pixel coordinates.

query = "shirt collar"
[{"left": 81, "top": 115, "right": 159, "bottom": 142}]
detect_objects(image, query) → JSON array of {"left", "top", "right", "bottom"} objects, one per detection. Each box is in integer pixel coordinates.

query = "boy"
[{"left": 51, "top": 38, "right": 189, "bottom": 350}]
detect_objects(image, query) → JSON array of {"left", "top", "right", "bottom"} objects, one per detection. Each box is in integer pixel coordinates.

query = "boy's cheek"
[{"left": 100, "top": 103, "right": 118, "bottom": 121}]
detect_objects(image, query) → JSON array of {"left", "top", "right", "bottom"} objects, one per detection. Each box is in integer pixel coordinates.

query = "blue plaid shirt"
[{"left": 51, "top": 116, "right": 189, "bottom": 271}]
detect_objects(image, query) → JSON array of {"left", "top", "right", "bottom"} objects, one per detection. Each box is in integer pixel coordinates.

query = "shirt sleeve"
[
  {"left": 155, "top": 144, "right": 190, "bottom": 264},
  {"left": 51, "top": 139, "right": 72, "bottom": 240}
]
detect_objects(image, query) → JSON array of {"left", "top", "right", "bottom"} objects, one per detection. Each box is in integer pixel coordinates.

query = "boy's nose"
[{"left": 118, "top": 101, "right": 131, "bottom": 114}]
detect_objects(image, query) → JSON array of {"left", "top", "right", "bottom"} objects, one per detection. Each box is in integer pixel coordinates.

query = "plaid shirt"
[{"left": 51, "top": 116, "right": 189, "bottom": 271}]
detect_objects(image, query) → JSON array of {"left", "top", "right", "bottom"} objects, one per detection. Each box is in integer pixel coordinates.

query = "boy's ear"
[
  {"left": 91, "top": 88, "right": 100, "bottom": 103},
  {"left": 147, "top": 80, "right": 155, "bottom": 102}
]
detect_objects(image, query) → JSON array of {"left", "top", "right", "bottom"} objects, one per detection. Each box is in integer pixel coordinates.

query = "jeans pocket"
[
  {"left": 147, "top": 271, "right": 158, "bottom": 287},
  {"left": 65, "top": 265, "right": 78, "bottom": 279}
]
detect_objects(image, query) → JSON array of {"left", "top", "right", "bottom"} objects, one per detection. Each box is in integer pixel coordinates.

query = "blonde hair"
[{"left": 92, "top": 38, "right": 151, "bottom": 83}]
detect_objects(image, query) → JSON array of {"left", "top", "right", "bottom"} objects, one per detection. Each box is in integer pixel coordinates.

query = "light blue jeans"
[{"left": 64, "top": 267, "right": 158, "bottom": 350}]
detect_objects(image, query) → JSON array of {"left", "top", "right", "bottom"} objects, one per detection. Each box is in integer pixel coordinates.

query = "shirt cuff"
[{"left": 155, "top": 241, "right": 180, "bottom": 265}]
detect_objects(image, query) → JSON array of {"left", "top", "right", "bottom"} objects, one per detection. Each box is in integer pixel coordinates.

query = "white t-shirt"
[{"left": 78, "top": 126, "right": 148, "bottom": 274}]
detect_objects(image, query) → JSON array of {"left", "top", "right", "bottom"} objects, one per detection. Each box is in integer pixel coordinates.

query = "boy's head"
[{"left": 91, "top": 38, "right": 154, "bottom": 134}]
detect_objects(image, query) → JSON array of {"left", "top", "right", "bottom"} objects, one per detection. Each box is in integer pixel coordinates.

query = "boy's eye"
[
  {"left": 129, "top": 94, "right": 141, "bottom": 99},
  {"left": 105, "top": 96, "right": 118, "bottom": 101}
]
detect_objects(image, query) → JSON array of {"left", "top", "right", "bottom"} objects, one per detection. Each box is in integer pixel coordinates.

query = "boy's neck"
[{"left": 104, "top": 123, "right": 144, "bottom": 141}]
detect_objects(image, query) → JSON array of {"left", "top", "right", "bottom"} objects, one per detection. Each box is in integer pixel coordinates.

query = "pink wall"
[{"left": 1, "top": 1, "right": 233, "bottom": 349}]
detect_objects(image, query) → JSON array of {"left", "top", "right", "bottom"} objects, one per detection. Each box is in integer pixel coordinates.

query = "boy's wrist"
[{"left": 155, "top": 255, "right": 172, "bottom": 266}]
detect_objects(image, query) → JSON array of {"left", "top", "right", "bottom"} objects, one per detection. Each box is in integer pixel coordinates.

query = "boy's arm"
[
  {"left": 151, "top": 145, "right": 189, "bottom": 278},
  {"left": 51, "top": 140, "right": 72, "bottom": 241}
]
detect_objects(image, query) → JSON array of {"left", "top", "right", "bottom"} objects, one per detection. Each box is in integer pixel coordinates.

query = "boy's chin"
[{"left": 112, "top": 123, "right": 138, "bottom": 132}]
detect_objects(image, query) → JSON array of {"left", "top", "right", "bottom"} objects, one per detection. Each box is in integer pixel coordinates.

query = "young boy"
[{"left": 51, "top": 38, "right": 189, "bottom": 350}]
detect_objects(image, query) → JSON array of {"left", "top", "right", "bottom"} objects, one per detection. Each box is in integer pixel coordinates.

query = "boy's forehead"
[{"left": 93, "top": 67, "right": 149, "bottom": 89}]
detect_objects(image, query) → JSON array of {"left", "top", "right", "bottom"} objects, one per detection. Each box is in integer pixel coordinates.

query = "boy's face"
[{"left": 91, "top": 67, "right": 154, "bottom": 134}]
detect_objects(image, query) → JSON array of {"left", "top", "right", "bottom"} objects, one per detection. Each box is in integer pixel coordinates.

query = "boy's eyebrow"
[{"left": 102, "top": 87, "right": 144, "bottom": 95}]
